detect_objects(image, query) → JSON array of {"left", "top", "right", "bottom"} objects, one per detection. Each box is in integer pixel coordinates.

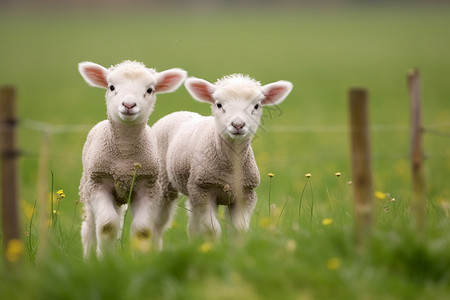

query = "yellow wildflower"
[
  {"left": 375, "top": 191, "right": 386, "bottom": 200},
  {"left": 305, "top": 173, "right": 311, "bottom": 178},
  {"left": 131, "top": 236, "right": 151, "bottom": 253},
  {"left": 258, "top": 217, "right": 271, "bottom": 229},
  {"left": 199, "top": 241, "right": 213, "bottom": 253},
  {"left": 6, "top": 239, "right": 24, "bottom": 263},
  {"left": 268, "top": 173, "right": 274, "bottom": 178},
  {"left": 327, "top": 257, "right": 341, "bottom": 270},
  {"left": 57, "top": 189, "right": 65, "bottom": 199},
  {"left": 322, "top": 218, "right": 333, "bottom": 226}
]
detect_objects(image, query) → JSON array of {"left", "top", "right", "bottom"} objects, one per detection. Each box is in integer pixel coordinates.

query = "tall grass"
[{"left": 2, "top": 171, "right": 450, "bottom": 299}]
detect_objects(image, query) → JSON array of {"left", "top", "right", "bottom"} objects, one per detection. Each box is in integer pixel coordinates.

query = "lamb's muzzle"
[{"left": 122, "top": 102, "right": 136, "bottom": 110}]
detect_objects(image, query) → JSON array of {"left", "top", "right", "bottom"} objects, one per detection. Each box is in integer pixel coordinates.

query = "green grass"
[{"left": 1, "top": 4, "right": 450, "bottom": 299}]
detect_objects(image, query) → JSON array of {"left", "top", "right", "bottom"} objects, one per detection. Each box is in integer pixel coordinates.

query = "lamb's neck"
[
  {"left": 215, "top": 132, "right": 252, "bottom": 162},
  {"left": 214, "top": 132, "right": 255, "bottom": 192},
  {"left": 110, "top": 120, "right": 147, "bottom": 153}
]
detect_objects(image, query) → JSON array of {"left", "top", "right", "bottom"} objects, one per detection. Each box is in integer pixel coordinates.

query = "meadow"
[{"left": 1, "top": 4, "right": 450, "bottom": 299}]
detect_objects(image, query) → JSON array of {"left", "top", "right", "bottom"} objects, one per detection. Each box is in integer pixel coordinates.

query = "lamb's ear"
[
  {"left": 261, "top": 81, "right": 293, "bottom": 106},
  {"left": 184, "top": 77, "right": 215, "bottom": 104},
  {"left": 78, "top": 62, "right": 108, "bottom": 89},
  {"left": 154, "top": 68, "right": 187, "bottom": 94}
]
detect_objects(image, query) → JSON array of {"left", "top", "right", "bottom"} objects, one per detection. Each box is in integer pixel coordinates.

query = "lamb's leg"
[
  {"left": 91, "top": 189, "right": 121, "bottom": 257},
  {"left": 129, "top": 182, "right": 154, "bottom": 252},
  {"left": 150, "top": 197, "right": 177, "bottom": 251},
  {"left": 186, "top": 192, "right": 221, "bottom": 241},
  {"left": 149, "top": 175, "right": 178, "bottom": 250},
  {"left": 81, "top": 205, "right": 96, "bottom": 258},
  {"left": 116, "top": 204, "right": 128, "bottom": 241},
  {"left": 228, "top": 189, "right": 257, "bottom": 232}
]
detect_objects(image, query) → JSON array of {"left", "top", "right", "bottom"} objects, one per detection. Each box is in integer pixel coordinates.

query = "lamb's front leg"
[
  {"left": 228, "top": 188, "right": 257, "bottom": 232},
  {"left": 81, "top": 205, "right": 96, "bottom": 258},
  {"left": 131, "top": 181, "right": 161, "bottom": 251},
  {"left": 186, "top": 188, "right": 221, "bottom": 241},
  {"left": 91, "top": 188, "right": 121, "bottom": 257}
]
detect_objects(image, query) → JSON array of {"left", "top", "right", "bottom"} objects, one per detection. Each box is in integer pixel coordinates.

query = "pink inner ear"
[
  {"left": 262, "top": 86, "right": 287, "bottom": 105},
  {"left": 85, "top": 66, "right": 107, "bottom": 88},
  {"left": 156, "top": 74, "right": 180, "bottom": 91},
  {"left": 190, "top": 82, "right": 214, "bottom": 103}
]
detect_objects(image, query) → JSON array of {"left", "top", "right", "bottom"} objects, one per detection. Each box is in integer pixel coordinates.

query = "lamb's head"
[
  {"left": 79, "top": 60, "right": 187, "bottom": 124},
  {"left": 185, "top": 74, "right": 293, "bottom": 141}
]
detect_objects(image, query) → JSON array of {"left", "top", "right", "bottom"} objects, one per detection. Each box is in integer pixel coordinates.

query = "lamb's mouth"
[
  {"left": 119, "top": 112, "right": 139, "bottom": 121},
  {"left": 229, "top": 129, "right": 247, "bottom": 137}
]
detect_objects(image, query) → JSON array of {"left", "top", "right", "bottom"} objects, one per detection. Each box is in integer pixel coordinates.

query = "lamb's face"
[
  {"left": 211, "top": 80, "right": 264, "bottom": 141},
  {"left": 106, "top": 66, "right": 157, "bottom": 124},
  {"left": 184, "top": 74, "right": 293, "bottom": 143},
  {"left": 79, "top": 60, "right": 187, "bottom": 125}
]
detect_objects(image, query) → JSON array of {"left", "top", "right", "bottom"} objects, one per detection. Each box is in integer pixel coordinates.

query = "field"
[{"left": 1, "top": 4, "right": 450, "bottom": 299}]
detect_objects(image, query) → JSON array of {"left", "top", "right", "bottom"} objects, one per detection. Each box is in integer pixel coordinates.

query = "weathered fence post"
[
  {"left": 408, "top": 69, "right": 426, "bottom": 234},
  {"left": 349, "top": 88, "right": 373, "bottom": 248},
  {"left": 0, "top": 86, "right": 22, "bottom": 264}
]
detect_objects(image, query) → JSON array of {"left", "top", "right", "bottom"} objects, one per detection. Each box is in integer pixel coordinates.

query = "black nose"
[{"left": 232, "top": 122, "right": 245, "bottom": 130}]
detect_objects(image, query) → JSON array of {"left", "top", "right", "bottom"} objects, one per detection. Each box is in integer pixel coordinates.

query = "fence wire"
[
  {"left": 7, "top": 118, "right": 446, "bottom": 161},
  {"left": 16, "top": 119, "right": 450, "bottom": 135},
  {"left": 21, "top": 119, "right": 92, "bottom": 135},
  {"left": 0, "top": 117, "right": 447, "bottom": 175}
]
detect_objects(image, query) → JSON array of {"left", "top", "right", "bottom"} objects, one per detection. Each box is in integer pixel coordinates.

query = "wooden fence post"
[
  {"left": 349, "top": 88, "right": 373, "bottom": 248},
  {"left": 408, "top": 69, "right": 426, "bottom": 234},
  {"left": 0, "top": 86, "right": 21, "bottom": 264}
]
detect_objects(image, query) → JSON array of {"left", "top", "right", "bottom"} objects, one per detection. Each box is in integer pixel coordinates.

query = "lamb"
[
  {"left": 151, "top": 74, "right": 293, "bottom": 241},
  {"left": 78, "top": 60, "right": 187, "bottom": 257}
]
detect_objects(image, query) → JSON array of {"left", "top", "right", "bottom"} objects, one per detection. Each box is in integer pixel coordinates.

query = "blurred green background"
[
  {"left": 1, "top": 1, "right": 449, "bottom": 208},
  {"left": 1, "top": 0, "right": 450, "bottom": 299}
]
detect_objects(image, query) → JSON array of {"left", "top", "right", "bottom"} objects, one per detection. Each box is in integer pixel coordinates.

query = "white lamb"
[
  {"left": 78, "top": 60, "right": 187, "bottom": 257},
  {"left": 151, "top": 74, "right": 293, "bottom": 240}
]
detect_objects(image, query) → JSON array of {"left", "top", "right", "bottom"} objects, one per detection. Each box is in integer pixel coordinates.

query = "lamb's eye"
[
  {"left": 109, "top": 85, "right": 115, "bottom": 91},
  {"left": 216, "top": 103, "right": 222, "bottom": 109},
  {"left": 254, "top": 104, "right": 260, "bottom": 110},
  {"left": 147, "top": 88, "right": 153, "bottom": 94}
]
